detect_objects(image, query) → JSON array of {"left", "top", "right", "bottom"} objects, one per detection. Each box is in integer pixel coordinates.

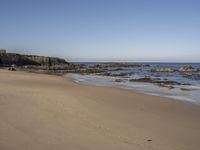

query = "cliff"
[{"left": 0, "top": 53, "right": 69, "bottom": 67}]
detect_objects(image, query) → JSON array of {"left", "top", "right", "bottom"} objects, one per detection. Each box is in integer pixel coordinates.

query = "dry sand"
[{"left": 0, "top": 69, "right": 200, "bottom": 150}]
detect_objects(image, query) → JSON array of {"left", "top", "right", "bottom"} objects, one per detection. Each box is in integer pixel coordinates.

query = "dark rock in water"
[
  {"left": 130, "top": 77, "right": 152, "bottom": 82},
  {"left": 180, "top": 88, "right": 192, "bottom": 91},
  {"left": 111, "top": 72, "right": 133, "bottom": 77},
  {"left": 96, "top": 72, "right": 133, "bottom": 77},
  {"left": 91, "top": 63, "right": 150, "bottom": 68},
  {"left": 130, "top": 76, "right": 185, "bottom": 89},
  {"left": 111, "top": 68, "right": 124, "bottom": 71},
  {"left": 182, "top": 83, "right": 192, "bottom": 85},
  {"left": 130, "top": 76, "right": 182, "bottom": 85},
  {"left": 153, "top": 77, "right": 161, "bottom": 80},
  {"left": 95, "top": 72, "right": 110, "bottom": 76},
  {"left": 49, "top": 64, "right": 84, "bottom": 70},
  {"left": 154, "top": 80, "right": 182, "bottom": 85},
  {"left": 179, "top": 66, "right": 198, "bottom": 72},
  {"left": 132, "top": 77, "right": 177, "bottom": 89},
  {"left": 115, "top": 79, "right": 123, "bottom": 82},
  {"left": 77, "top": 68, "right": 107, "bottom": 74}
]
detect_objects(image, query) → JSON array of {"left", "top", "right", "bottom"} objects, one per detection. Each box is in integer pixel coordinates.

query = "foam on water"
[{"left": 65, "top": 73, "right": 200, "bottom": 105}]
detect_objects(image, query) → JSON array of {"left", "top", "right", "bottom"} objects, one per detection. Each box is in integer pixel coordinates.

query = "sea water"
[{"left": 65, "top": 63, "right": 200, "bottom": 105}]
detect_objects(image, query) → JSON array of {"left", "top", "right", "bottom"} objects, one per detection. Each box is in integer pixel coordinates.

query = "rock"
[
  {"left": 147, "top": 139, "right": 152, "bottom": 142},
  {"left": 96, "top": 72, "right": 133, "bottom": 77},
  {"left": 150, "top": 65, "right": 200, "bottom": 73},
  {"left": 153, "top": 77, "right": 161, "bottom": 80},
  {"left": 115, "top": 79, "right": 123, "bottom": 82},
  {"left": 96, "top": 72, "right": 111, "bottom": 76},
  {"left": 79, "top": 68, "right": 107, "bottom": 74},
  {"left": 111, "top": 68, "right": 124, "bottom": 71},
  {"left": 180, "top": 88, "right": 192, "bottom": 91},
  {"left": 130, "top": 77, "right": 182, "bottom": 87},
  {"left": 154, "top": 80, "right": 182, "bottom": 85},
  {"left": 158, "top": 83, "right": 174, "bottom": 89},
  {"left": 26, "top": 55, "right": 68, "bottom": 66},
  {"left": 130, "top": 77, "right": 152, "bottom": 82},
  {"left": 91, "top": 63, "right": 150, "bottom": 68},
  {"left": 49, "top": 64, "right": 84, "bottom": 70},
  {"left": 182, "top": 83, "right": 192, "bottom": 85},
  {"left": 8, "top": 67, "right": 16, "bottom": 71},
  {"left": 150, "top": 68, "right": 177, "bottom": 72},
  {"left": 111, "top": 72, "right": 133, "bottom": 77},
  {"left": 179, "top": 66, "right": 198, "bottom": 72}
]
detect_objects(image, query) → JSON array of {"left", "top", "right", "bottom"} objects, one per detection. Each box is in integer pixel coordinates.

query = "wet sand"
[{"left": 0, "top": 69, "right": 200, "bottom": 150}]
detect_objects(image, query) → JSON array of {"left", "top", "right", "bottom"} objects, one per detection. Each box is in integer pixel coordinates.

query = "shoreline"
[
  {"left": 66, "top": 73, "right": 200, "bottom": 106},
  {"left": 23, "top": 70, "right": 199, "bottom": 106},
  {"left": 0, "top": 69, "right": 200, "bottom": 150},
  {"left": 10, "top": 68, "right": 199, "bottom": 107}
]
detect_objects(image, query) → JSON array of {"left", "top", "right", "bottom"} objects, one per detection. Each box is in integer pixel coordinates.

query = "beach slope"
[{"left": 0, "top": 70, "right": 200, "bottom": 150}]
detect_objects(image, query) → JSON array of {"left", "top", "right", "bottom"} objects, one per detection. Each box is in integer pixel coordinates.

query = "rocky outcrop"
[
  {"left": 150, "top": 66, "right": 199, "bottom": 73},
  {"left": 150, "top": 68, "right": 177, "bottom": 72},
  {"left": 91, "top": 63, "right": 150, "bottom": 68},
  {"left": 179, "top": 66, "right": 198, "bottom": 72},
  {"left": 49, "top": 64, "right": 84, "bottom": 70},
  {"left": 180, "top": 88, "right": 192, "bottom": 91},
  {"left": 25, "top": 55, "right": 68, "bottom": 66},
  {"left": 130, "top": 77, "right": 186, "bottom": 85},
  {"left": 78, "top": 68, "right": 107, "bottom": 74},
  {"left": 129, "top": 77, "right": 191, "bottom": 89},
  {"left": 129, "top": 77, "right": 153, "bottom": 82},
  {"left": 0, "top": 53, "right": 69, "bottom": 67},
  {"left": 0, "top": 53, "right": 39, "bottom": 66},
  {"left": 96, "top": 72, "right": 133, "bottom": 77}
]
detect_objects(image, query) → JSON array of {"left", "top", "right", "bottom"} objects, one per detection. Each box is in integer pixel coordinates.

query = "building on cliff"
[{"left": 0, "top": 49, "right": 6, "bottom": 54}]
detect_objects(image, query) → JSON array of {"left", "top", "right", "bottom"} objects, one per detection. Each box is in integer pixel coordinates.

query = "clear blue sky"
[{"left": 0, "top": 0, "right": 200, "bottom": 62}]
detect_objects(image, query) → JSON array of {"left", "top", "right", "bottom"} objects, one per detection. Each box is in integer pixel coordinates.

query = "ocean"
[{"left": 65, "top": 62, "right": 200, "bottom": 105}]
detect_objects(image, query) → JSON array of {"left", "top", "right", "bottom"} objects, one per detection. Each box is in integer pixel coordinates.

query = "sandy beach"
[{"left": 0, "top": 69, "right": 200, "bottom": 150}]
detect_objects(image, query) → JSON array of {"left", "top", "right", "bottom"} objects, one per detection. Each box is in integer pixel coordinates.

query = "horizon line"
[{"left": 70, "top": 61, "right": 200, "bottom": 63}]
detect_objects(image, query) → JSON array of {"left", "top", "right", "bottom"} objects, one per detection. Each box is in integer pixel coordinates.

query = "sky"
[{"left": 0, "top": 0, "right": 200, "bottom": 62}]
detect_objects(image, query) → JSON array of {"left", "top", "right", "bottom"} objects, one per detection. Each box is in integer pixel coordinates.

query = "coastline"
[
  {"left": 0, "top": 69, "right": 200, "bottom": 150},
  {"left": 66, "top": 73, "right": 200, "bottom": 105}
]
